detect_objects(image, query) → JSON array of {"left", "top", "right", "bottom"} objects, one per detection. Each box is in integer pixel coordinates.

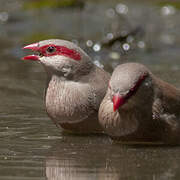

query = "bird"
[
  {"left": 98, "top": 63, "right": 180, "bottom": 144},
  {"left": 22, "top": 39, "right": 110, "bottom": 134}
]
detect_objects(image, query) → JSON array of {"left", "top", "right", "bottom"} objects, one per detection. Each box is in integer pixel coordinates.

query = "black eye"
[{"left": 47, "top": 46, "right": 56, "bottom": 53}]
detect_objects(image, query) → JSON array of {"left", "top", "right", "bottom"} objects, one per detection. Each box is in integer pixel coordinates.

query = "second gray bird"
[{"left": 99, "top": 63, "right": 180, "bottom": 144}]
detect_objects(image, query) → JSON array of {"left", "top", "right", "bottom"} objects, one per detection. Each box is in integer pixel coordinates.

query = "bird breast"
[
  {"left": 99, "top": 96, "right": 139, "bottom": 137},
  {"left": 45, "top": 76, "right": 95, "bottom": 124}
]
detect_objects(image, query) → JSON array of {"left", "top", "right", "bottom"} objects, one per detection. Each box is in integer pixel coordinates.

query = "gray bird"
[
  {"left": 99, "top": 63, "right": 180, "bottom": 144},
  {"left": 22, "top": 39, "right": 110, "bottom": 134}
]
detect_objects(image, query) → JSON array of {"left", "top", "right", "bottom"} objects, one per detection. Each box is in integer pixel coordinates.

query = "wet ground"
[{"left": 1, "top": 0, "right": 180, "bottom": 179}]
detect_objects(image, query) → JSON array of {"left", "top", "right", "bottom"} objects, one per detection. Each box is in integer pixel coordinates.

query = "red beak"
[
  {"left": 23, "top": 43, "right": 39, "bottom": 51},
  {"left": 112, "top": 93, "right": 125, "bottom": 112},
  {"left": 22, "top": 42, "right": 40, "bottom": 61}
]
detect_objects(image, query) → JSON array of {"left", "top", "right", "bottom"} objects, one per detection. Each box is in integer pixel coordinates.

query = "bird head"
[
  {"left": 108, "top": 63, "right": 153, "bottom": 112},
  {"left": 22, "top": 39, "right": 93, "bottom": 79}
]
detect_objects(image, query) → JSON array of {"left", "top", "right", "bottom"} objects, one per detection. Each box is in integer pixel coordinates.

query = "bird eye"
[{"left": 46, "top": 46, "right": 56, "bottom": 53}]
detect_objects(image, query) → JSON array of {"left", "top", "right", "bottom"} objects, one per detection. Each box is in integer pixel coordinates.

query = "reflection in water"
[{"left": 46, "top": 136, "right": 180, "bottom": 180}]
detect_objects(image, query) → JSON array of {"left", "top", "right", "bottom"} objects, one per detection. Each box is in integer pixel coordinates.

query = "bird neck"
[{"left": 43, "top": 59, "right": 94, "bottom": 82}]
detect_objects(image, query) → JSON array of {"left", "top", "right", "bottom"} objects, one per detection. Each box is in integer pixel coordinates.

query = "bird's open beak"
[
  {"left": 112, "top": 93, "right": 125, "bottom": 112},
  {"left": 22, "top": 42, "right": 40, "bottom": 61}
]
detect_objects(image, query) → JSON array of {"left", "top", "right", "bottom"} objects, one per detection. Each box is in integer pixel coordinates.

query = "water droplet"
[
  {"left": 0, "top": 12, "right": 8, "bottom": 22},
  {"left": 106, "top": 33, "right": 114, "bottom": 40},
  {"left": 109, "top": 52, "right": 120, "bottom": 60},
  {"left": 137, "top": 41, "right": 146, "bottom": 49},
  {"left": 93, "top": 44, "right": 101, "bottom": 52},
  {"left": 94, "top": 59, "right": 104, "bottom": 69},
  {"left": 115, "top": 3, "right": 128, "bottom": 14},
  {"left": 126, "top": 36, "right": 134, "bottom": 43},
  {"left": 161, "top": 5, "right": 176, "bottom": 16},
  {"left": 106, "top": 8, "right": 115, "bottom": 18},
  {"left": 120, "top": 30, "right": 128, "bottom": 37},
  {"left": 122, "top": 43, "right": 130, "bottom": 51},
  {"left": 71, "top": 39, "right": 79, "bottom": 45},
  {"left": 86, "top": 40, "right": 93, "bottom": 47}
]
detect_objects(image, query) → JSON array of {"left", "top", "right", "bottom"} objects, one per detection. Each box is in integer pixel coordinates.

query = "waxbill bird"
[
  {"left": 22, "top": 39, "right": 110, "bottom": 134},
  {"left": 99, "top": 63, "right": 180, "bottom": 144}
]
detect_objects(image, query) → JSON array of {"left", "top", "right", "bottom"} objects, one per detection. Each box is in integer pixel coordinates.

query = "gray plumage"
[
  {"left": 37, "top": 39, "right": 110, "bottom": 133},
  {"left": 99, "top": 63, "right": 180, "bottom": 144}
]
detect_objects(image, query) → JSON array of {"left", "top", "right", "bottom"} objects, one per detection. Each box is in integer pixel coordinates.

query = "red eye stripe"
[
  {"left": 39, "top": 44, "right": 81, "bottom": 61},
  {"left": 126, "top": 73, "right": 148, "bottom": 99}
]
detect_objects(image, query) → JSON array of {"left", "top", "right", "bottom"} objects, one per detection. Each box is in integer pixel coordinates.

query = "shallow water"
[{"left": 1, "top": 0, "right": 180, "bottom": 179}]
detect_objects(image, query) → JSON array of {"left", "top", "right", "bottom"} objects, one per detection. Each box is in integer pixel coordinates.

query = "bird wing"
[
  {"left": 152, "top": 98, "right": 164, "bottom": 120},
  {"left": 153, "top": 98, "right": 179, "bottom": 135}
]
